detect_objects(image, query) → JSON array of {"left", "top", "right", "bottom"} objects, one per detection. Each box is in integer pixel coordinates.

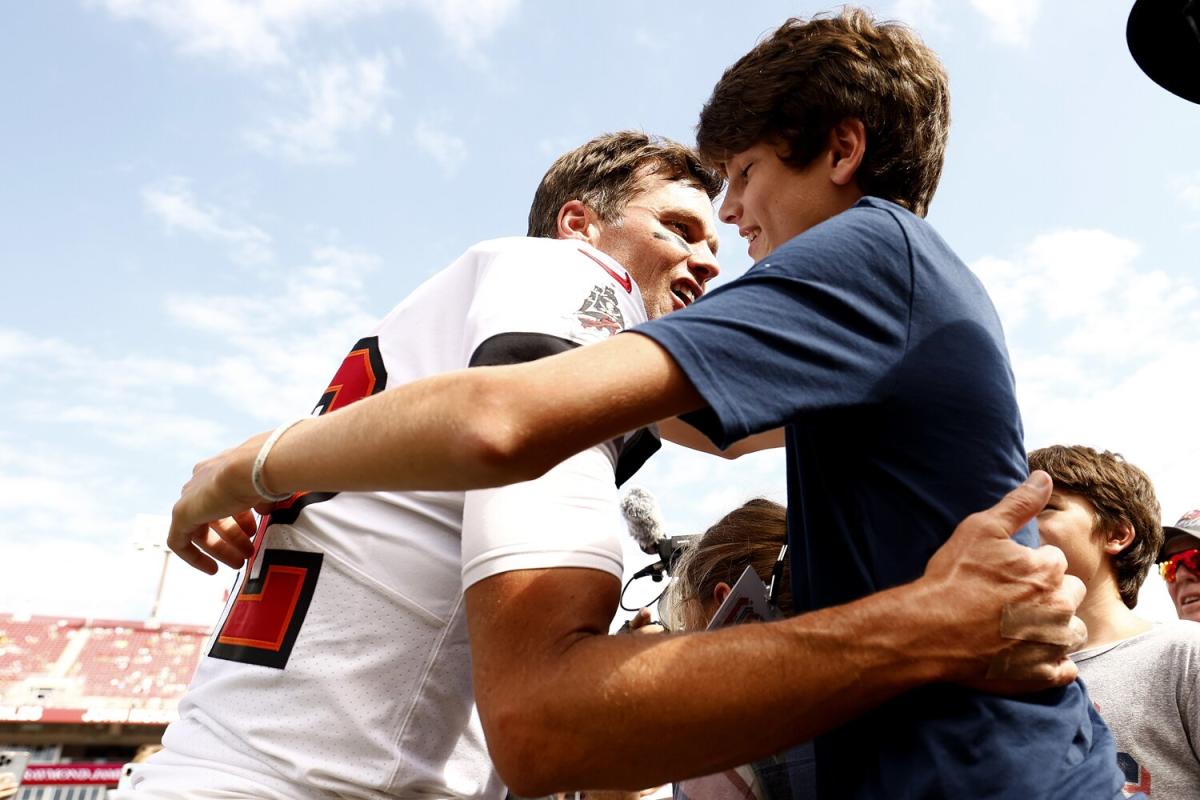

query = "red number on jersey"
[
  {"left": 269, "top": 336, "right": 389, "bottom": 525},
  {"left": 209, "top": 337, "right": 388, "bottom": 669},
  {"left": 209, "top": 548, "right": 323, "bottom": 668}
]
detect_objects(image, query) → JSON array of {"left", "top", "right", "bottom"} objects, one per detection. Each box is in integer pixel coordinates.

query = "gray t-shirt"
[{"left": 1073, "top": 621, "right": 1200, "bottom": 798}]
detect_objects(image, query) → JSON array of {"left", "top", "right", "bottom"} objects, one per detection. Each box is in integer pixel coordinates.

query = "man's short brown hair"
[
  {"left": 696, "top": 7, "right": 950, "bottom": 217},
  {"left": 1028, "top": 445, "right": 1163, "bottom": 608},
  {"left": 527, "top": 131, "right": 722, "bottom": 238}
]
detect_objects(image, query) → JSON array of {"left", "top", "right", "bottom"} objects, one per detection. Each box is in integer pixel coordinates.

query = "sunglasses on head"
[{"left": 1159, "top": 547, "right": 1200, "bottom": 583}]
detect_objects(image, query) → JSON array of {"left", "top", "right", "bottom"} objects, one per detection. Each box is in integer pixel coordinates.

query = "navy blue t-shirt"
[{"left": 635, "top": 197, "right": 1122, "bottom": 799}]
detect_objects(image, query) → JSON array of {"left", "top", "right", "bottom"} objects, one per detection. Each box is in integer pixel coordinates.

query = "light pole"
[{"left": 132, "top": 541, "right": 171, "bottom": 626}]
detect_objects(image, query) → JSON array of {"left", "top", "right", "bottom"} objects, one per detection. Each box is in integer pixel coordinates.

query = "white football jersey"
[{"left": 136, "top": 238, "right": 658, "bottom": 800}]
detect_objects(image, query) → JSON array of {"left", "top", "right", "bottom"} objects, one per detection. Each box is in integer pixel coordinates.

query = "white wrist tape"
[{"left": 252, "top": 416, "right": 310, "bottom": 502}]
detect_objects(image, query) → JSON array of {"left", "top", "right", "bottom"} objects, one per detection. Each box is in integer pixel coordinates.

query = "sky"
[{"left": 2, "top": 0, "right": 1197, "bottom": 627}]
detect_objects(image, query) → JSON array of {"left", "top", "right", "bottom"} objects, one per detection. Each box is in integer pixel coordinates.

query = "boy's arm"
[
  {"left": 168, "top": 333, "right": 697, "bottom": 573},
  {"left": 466, "top": 473, "right": 1085, "bottom": 797}
]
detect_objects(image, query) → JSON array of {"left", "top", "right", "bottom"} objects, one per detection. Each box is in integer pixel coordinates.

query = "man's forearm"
[
  {"left": 468, "top": 473, "right": 1081, "bottom": 796},
  {"left": 469, "top": 575, "right": 949, "bottom": 796}
]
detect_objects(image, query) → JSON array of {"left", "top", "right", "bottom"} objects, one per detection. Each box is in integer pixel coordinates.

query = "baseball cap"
[{"left": 1158, "top": 509, "right": 1200, "bottom": 561}]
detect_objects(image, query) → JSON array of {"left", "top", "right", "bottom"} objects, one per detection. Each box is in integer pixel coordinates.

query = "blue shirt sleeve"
[{"left": 635, "top": 204, "right": 913, "bottom": 448}]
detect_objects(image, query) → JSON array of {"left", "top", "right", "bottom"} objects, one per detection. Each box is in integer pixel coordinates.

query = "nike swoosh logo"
[{"left": 578, "top": 247, "right": 632, "bottom": 293}]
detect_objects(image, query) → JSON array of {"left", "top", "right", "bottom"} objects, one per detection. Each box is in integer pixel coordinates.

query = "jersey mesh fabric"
[{"left": 140, "top": 238, "right": 649, "bottom": 800}]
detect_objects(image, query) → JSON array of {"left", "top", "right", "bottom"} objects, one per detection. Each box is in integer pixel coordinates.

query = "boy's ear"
[
  {"left": 556, "top": 200, "right": 601, "bottom": 243},
  {"left": 828, "top": 117, "right": 866, "bottom": 188},
  {"left": 1104, "top": 520, "right": 1137, "bottom": 555}
]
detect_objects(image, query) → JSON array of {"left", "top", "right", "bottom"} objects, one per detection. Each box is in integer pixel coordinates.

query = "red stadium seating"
[
  {"left": 0, "top": 616, "right": 75, "bottom": 683},
  {"left": 0, "top": 613, "right": 210, "bottom": 712}
]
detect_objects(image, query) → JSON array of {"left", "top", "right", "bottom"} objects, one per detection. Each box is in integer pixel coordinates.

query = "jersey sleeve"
[
  {"left": 633, "top": 205, "right": 913, "bottom": 448},
  {"left": 464, "top": 240, "right": 647, "bottom": 365},
  {"left": 457, "top": 240, "right": 645, "bottom": 588},
  {"left": 460, "top": 446, "right": 625, "bottom": 589}
]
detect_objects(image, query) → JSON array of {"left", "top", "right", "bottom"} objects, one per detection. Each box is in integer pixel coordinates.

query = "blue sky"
[{"left": 2, "top": 0, "right": 1197, "bottom": 625}]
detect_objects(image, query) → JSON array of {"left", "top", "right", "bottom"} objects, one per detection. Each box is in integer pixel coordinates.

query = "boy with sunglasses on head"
[
  {"left": 1159, "top": 510, "right": 1200, "bottom": 623},
  {"left": 1029, "top": 445, "right": 1200, "bottom": 799}
]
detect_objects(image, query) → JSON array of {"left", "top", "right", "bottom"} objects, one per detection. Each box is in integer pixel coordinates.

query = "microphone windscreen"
[{"left": 620, "top": 487, "right": 665, "bottom": 554}]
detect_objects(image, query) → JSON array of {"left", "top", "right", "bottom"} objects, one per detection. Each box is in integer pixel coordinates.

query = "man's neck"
[{"left": 1078, "top": 576, "right": 1152, "bottom": 649}]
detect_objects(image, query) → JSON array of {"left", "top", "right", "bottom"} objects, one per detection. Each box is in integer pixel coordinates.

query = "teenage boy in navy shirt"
[
  {"left": 631, "top": 12, "right": 1122, "bottom": 798},
  {"left": 166, "top": 8, "right": 1120, "bottom": 799}
]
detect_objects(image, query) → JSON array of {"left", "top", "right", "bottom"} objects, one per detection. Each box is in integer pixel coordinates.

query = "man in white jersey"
[
  {"left": 125, "top": 132, "right": 729, "bottom": 799},
  {"left": 162, "top": 133, "right": 1088, "bottom": 797}
]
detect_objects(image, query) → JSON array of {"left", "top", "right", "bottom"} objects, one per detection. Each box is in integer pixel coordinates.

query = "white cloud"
[
  {"left": 247, "top": 55, "right": 394, "bottom": 163},
  {"left": 0, "top": 438, "right": 149, "bottom": 554},
  {"left": 165, "top": 245, "right": 383, "bottom": 421},
  {"left": 96, "top": 0, "right": 294, "bottom": 67},
  {"left": 0, "top": 428, "right": 230, "bottom": 624},
  {"left": 0, "top": 242, "right": 386, "bottom": 621},
  {"left": 416, "top": 0, "right": 521, "bottom": 54},
  {"left": 1172, "top": 171, "right": 1200, "bottom": 217},
  {"left": 54, "top": 406, "right": 228, "bottom": 452},
  {"left": 413, "top": 117, "right": 468, "bottom": 176},
  {"left": 95, "top": 0, "right": 519, "bottom": 68},
  {"left": 0, "top": 328, "right": 231, "bottom": 462},
  {"left": 973, "top": 229, "right": 1193, "bottom": 363},
  {"left": 143, "top": 179, "right": 274, "bottom": 266},
  {"left": 889, "top": 0, "right": 949, "bottom": 35},
  {"left": 2, "top": 530, "right": 230, "bottom": 624},
  {"left": 970, "top": 228, "right": 1200, "bottom": 520},
  {"left": 98, "top": 3, "right": 520, "bottom": 163},
  {"left": 0, "top": 254, "right": 380, "bottom": 461},
  {"left": 969, "top": 0, "right": 1040, "bottom": 46}
]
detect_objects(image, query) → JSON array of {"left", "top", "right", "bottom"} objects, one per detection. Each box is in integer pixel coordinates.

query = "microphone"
[
  {"left": 620, "top": 487, "right": 665, "bottom": 555},
  {"left": 620, "top": 487, "right": 696, "bottom": 580}
]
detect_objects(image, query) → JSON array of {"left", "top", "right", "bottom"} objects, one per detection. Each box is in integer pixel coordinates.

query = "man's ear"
[
  {"left": 556, "top": 199, "right": 601, "bottom": 243},
  {"left": 1104, "top": 520, "right": 1137, "bottom": 555},
  {"left": 828, "top": 117, "right": 866, "bottom": 188}
]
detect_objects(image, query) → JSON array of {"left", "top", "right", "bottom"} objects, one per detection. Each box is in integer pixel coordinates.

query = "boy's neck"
[{"left": 1077, "top": 573, "right": 1151, "bottom": 649}]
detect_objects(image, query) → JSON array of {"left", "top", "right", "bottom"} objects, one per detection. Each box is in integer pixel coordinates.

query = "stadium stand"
[{"left": 0, "top": 613, "right": 210, "bottom": 798}]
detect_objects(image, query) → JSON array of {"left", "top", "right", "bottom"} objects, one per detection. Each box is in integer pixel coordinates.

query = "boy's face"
[
  {"left": 1162, "top": 534, "right": 1200, "bottom": 623},
  {"left": 1036, "top": 489, "right": 1108, "bottom": 588},
  {"left": 719, "top": 140, "right": 853, "bottom": 261}
]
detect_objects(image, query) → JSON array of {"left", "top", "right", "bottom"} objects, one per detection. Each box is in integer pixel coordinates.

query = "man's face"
[
  {"left": 593, "top": 174, "right": 720, "bottom": 320},
  {"left": 1036, "top": 489, "right": 1108, "bottom": 589},
  {"left": 719, "top": 140, "right": 848, "bottom": 261},
  {"left": 1163, "top": 534, "right": 1200, "bottom": 622}
]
